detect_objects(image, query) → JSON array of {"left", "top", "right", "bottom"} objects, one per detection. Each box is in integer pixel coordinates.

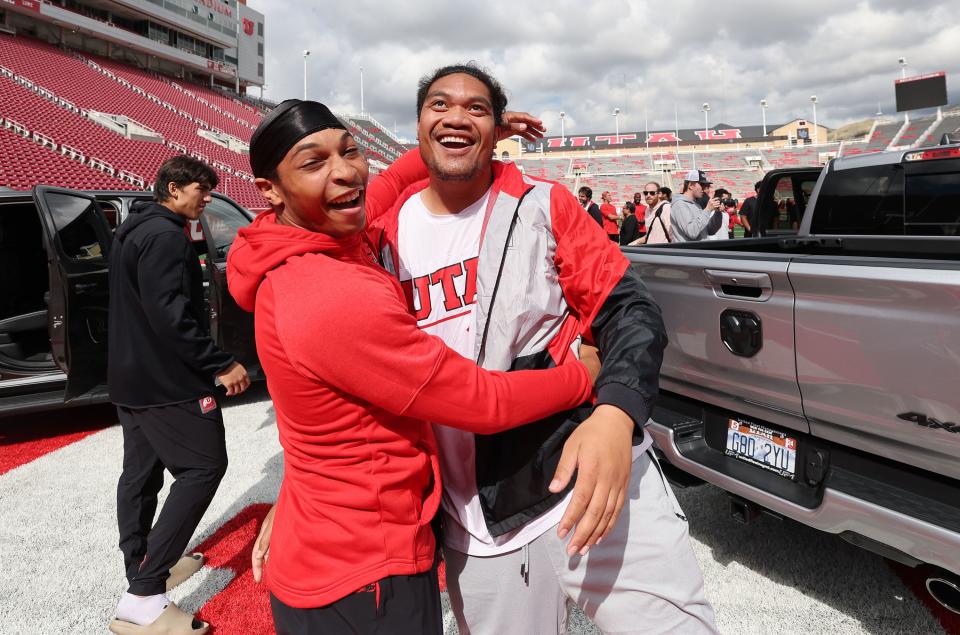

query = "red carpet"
[
  {"left": 193, "top": 503, "right": 274, "bottom": 634},
  {"left": 0, "top": 404, "right": 114, "bottom": 475}
]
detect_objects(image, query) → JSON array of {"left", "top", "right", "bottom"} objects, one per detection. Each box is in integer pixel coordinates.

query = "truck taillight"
[{"left": 904, "top": 147, "right": 960, "bottom": 161}]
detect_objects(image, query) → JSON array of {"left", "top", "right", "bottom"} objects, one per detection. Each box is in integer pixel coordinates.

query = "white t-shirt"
[
  {"left": 397, "top": 188, "right": 650, "bottom": 555},
  {"left": 398, "top": 188, "right": 573, "bottom": 556}
]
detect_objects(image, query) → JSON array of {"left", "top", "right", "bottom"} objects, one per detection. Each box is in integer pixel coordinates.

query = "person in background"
[
  {"left": 706, "top": 188, "right": 731, "bottom": 241},
  {"left": 599, "top": 190, "right": 620, "bottom": 241},
  {"left": 670, "top": 170, "right": 724, "bottom": 242},
  {"left": 739, "top": 180, "right": 761, "bottom": 237},
  {"left": 619, "top": 201, "right": 641, "bottom": 245},
  {"left": 578, "top": 185, "right": 603, "bottom": 227},
  {"left": 635, "top": 184, "right": 672, "bottom": 245},
  {"left": 108, "top": 155, "right": 251, "bottom": 635},
  {"left": 638, "top": 182, "right": 659, "bottom": 239},
  {"left": 632, "top": 191, "right": 648, "bottom": 236}
]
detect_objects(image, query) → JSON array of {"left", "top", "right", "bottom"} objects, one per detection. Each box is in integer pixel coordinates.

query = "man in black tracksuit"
[{"left": 108, "top": 155, "right": 249, "bottom": 633}]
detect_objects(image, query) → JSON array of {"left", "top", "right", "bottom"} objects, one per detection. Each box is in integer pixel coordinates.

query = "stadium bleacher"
[
  {"left": 762, "top": 143, "right": 839, "bottom": 168},
  {"left": 841, "top": 120, "right": 901, "bottom": 155},
  {"left": 90, "top": 55, "right": 256, "bottom": 141},
  {"left": 918, "top": 112, "right": 960, "bottom": 147},
  {"left": 514, "top": 158, "right": 570, "bottom": 180},
  {"left": 0, "top": 34, "right": 405, "bottom": 209},
  {"left": 704, "top": 170, "right": 762, "bottom": 201},
  {"left": 892, "top": 114, "right": 937, "bottom": 148},
  {"left": 0, "top": 125, "right": 129, "bottom": 190},
  {"left": 5, "top": 31, "right": 945, "bottom": 214},
  {"left": 0, "top": 73, "right": 175, "bottom": 183}
]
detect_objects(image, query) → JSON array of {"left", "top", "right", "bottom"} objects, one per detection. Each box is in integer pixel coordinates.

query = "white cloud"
[{"left": 248, "top": 0, "right": 960, "bottom": 139}]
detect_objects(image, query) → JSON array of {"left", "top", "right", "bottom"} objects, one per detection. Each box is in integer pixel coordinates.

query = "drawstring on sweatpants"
[{"left": 519, "top": 543, "right": 530, "bottom": 585}]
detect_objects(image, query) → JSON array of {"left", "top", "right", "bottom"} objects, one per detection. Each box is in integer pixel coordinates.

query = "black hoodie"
[{"left": 108, "top": 201, "right": 234, "bottom": 408}]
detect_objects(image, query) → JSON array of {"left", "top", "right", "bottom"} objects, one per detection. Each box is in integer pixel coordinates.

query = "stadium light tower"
[
  {"left": 899, "top": 56, "right": 908, "bottom": 79},
  {"left": 644, "top": 107, "right": 649, "bottom": 151},
  {"left": 359, "top": 65, "right": 365, "bottom": 115},
  {"left": 613, "top": 107, "right": 621, "bottom": 143},
  {"left": 810, "top": 95, "right": 818, "bottom": 144},
  {"left": 302, "top": 49, "right": 310, "bottom": 100},
  {"left": 760, "top": 99, "right": 768, "bottom": 137},
  {"left": 702, "top": 102, "right": 711, "bottom": 142},
  {"left": 559, "top": 111, "right": 565, "bottom": 147}
]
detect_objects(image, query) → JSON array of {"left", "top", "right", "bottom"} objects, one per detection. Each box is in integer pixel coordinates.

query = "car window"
[
  {"left": 904, "top": 170, "right": 960, "bottom": 236},
  {"left": 97, "top": 201, "right": 120, "bottom": 229},
  {"left": 765, "top": 175, "right": 802, "bottom": 232},
  {"left": 203, "top": 198, "right": 249, "bottom": 259},
  {"left": 810, "top": 165, "right": 904, "bottom": 235},
  {"left": 44, "top": 192, "right": 109, "bottom": 261}
]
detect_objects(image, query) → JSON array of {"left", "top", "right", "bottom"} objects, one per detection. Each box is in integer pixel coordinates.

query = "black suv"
[{"left": 0, "top": 186, "right": 259, "bottom": 416}]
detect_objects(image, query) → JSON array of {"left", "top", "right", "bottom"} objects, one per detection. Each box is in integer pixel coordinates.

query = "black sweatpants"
[
  {"left": 116, "top": 398, "right": 228, "bottom": 596},
  {"left": 270, "top": 564, "right": 443, "bottom": 635}
]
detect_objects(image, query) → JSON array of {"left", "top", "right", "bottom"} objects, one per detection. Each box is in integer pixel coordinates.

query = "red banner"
[{"left": 1, "top": 0, "right": 41, "bottom": 12}]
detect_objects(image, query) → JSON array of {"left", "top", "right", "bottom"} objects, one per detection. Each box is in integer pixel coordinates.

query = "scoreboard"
[{"left": 895, "top": 72, "right": 948, "bottom": 112}]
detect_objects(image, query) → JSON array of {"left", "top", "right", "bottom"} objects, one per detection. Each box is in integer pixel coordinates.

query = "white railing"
[
  {"left": 118, "top": 169, "right": 145, "bottom": 187},
  {"left": 88, "top": 157, "right": 115, "bottom": 175},
  {"left": 32, "top": 131, "right": 57, "bottom": 150},
  {"left": 4, "top": 118, "right": 28, "bottom": 137},
  {"left": 60, "top": 144, "right": 85, "bottom": 161}
]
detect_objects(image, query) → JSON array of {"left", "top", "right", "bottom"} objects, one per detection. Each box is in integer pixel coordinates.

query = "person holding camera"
[
  {"left": 705, "top": 188, "right": 732, "bottom": 241},
  {"left": 670, "top": 170, "right": 724, "bottom": 242}
]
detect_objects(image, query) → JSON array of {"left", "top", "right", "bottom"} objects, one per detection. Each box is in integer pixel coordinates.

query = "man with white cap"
[{"left": 670, "top": 169, "right": 724, "bottom": 242}]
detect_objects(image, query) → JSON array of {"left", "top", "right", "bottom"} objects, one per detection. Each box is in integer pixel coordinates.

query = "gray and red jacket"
[{"left": 367, "top": 159, "right": 667, "bottom": 536}]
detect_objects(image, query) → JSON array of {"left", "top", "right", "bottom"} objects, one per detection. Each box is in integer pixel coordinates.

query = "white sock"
[{"left": 115, "top": 592, "right": 169, "bottom": 625}]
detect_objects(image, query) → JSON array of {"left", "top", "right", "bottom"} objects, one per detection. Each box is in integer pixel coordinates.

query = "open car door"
[
  {"left": 33, "top": 186, "right": 112, "bottom": 402},
  {"left": 198, "top": 196, "right": 259, "bottom": 374}
]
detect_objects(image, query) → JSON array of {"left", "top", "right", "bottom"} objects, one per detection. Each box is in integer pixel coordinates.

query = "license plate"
[{"left": 725, "top": 418, "right": 797, "bottom": 478}]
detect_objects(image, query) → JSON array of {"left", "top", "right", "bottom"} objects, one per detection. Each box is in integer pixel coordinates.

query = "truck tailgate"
[
  {"left": 790, "top": 258, "right": 960, "bottom": 480},
  {"left": 628, "top": 249, "right": 808, "bottom": 434}
]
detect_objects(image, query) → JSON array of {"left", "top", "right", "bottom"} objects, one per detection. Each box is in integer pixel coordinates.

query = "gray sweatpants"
[{"left": 443, "top": 451, "right": 717, "bottom": 635}]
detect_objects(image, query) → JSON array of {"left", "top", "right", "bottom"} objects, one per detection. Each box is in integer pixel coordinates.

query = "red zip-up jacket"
[{"left": 227, "top": 209, "right": 593, "bottom": 607}]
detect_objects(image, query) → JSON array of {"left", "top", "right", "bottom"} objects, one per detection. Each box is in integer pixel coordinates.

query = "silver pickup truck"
[{"left": 625, "top": 144, "right": 960, "bottom": 612}]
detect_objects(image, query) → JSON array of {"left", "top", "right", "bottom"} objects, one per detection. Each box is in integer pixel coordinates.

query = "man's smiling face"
[{"left": 417, "top": 73, "right": 496, "bottom": 182}]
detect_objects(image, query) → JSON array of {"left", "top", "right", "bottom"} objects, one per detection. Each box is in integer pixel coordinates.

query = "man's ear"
[
  {"left": 166, "top": 181, "right": 179, "bottom": 200},
  {"left": 255, "top": 177, "right": 283, "bottom": 209}
]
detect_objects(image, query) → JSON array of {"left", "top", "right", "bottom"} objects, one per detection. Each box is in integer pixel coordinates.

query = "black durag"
[{"left": 249, "top": 99, "right": 346, "bottom": 178}]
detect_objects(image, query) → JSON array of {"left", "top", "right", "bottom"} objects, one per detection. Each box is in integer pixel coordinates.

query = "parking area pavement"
[{"left": 0, "top": 389, "right": 953, "bottom": 634}]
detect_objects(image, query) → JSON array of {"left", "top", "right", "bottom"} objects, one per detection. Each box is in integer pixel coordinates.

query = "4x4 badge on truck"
[{"left": 897, "top": 412, "right": 960, "bottom": 434}]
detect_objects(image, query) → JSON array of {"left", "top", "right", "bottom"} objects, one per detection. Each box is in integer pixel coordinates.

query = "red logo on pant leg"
[{"left": 199, "top": 397, "right": 217, "bottom": 414}]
